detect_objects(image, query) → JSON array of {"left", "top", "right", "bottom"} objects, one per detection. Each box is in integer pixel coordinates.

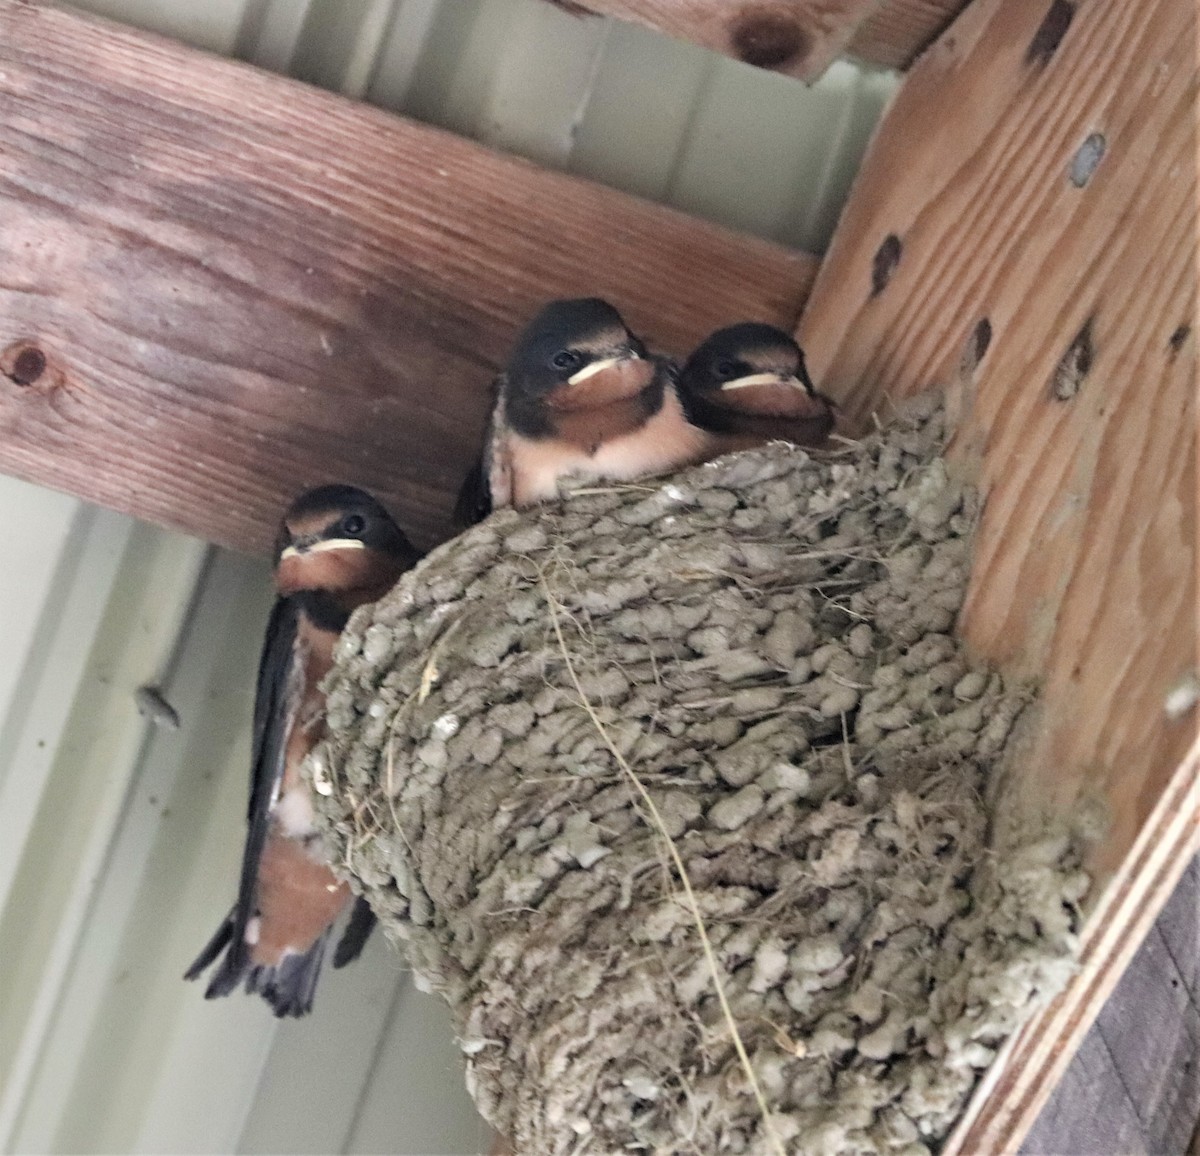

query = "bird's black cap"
[
  {"left": 507, "top": 298, "right": 644, "bottom": 381},
  {"left": 501, "top": 297, "right": 658, "bottom": 440},
  {"left": 681, "top": 322, "right": 813, "bottom": 395},
  {"left": 276, "top": 485, "right": 420, "bottom": 564}
]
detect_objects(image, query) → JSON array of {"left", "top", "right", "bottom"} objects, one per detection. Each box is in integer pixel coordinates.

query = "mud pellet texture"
[{"left": 314, "top": 394, "right": 1087, "bottom": 1155}]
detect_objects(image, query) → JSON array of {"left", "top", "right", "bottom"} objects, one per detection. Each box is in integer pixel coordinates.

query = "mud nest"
[{"left": 315, "top": 393, "right": 1088, "bottom": 1155}]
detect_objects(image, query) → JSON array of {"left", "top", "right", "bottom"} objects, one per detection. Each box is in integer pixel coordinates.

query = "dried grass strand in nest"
[{"left": 315, "top": 393, "right": 1089, "bottom": 1155}]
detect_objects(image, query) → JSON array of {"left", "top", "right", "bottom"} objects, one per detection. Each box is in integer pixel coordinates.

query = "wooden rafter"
[
  {"left": 845, "top": 0, "right": 970, "bottom": 69},
  {"left": 0, "top": 1, "right": 817, "bottom": 554},
  {"left": 557, "top": 0, "right": 970, "bottom": 80},
  {"left": 797, "top": 0, "right": 1199, "bottom": 1147}
]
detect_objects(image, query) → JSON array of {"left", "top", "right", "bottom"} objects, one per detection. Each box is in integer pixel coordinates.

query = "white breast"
[
  {"left": 273, "top": 783, "right": 317, "bottom": 838},
  {"left": 511, "top": 389, "right": 714, "bottom": 506}
]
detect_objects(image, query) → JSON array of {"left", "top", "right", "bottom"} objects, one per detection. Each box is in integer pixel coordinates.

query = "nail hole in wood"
[
  {"left": 3, "top": 341, "right": 47, "bottom": 387},
  {"left": 1069, "top": 133, "right": 1106, "bottom": 187},
  {"left": 1168, "top": 324, "right": 1190, "bottom": 357},
  {"left": 730, "top": 6, "right": 808, "bottom": 70},
  {"left": 960, "top": 318, "right": 992, "bottom": 377},
  {"left": 971, "top": 318, "right": 992, "bottom": 365},
  {"left": 1027, "top": 0, "right": 1075, "bottom": 67},
  {"left": 871, "top": 234, "right": 902, "bottom": 299},
  {"left": 1050, "top": 317, "right": 1094, "bottom": 400}
]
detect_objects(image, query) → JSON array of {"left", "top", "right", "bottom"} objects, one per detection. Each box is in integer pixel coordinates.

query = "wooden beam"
[
  {"left": 556, "top": 0, "right": 969, "bottom": 79},
  {"left": 558, "top": 0, "right": 880, "bottom": 81},
  {"left": 845, "top": 0, "right": 969, "bottom": 70},
  {"left": 1023, "top": 856, "right": 1200, "bottom": 1155},
  {"left": 0, "top": 2, "right": 816, "bottom": 554},
  {"left": 796, "top": 0, "right": 1198, "bottom": 1149}
]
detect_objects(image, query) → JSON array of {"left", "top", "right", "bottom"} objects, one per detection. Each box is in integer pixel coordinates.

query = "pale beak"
[
  {"left": 279, "top": 538, "right": 367, "bottom": 561},
  {"left": 568, "top": 353, "right": 637, "bottom": 385},
  {"left": 721, "top": 371, "right": 807, "bottom": 393}
]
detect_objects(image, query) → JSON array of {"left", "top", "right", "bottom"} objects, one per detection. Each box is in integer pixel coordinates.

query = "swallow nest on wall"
[{"left": 315, "top": 392, "right": 1089, "bottom": 1156}]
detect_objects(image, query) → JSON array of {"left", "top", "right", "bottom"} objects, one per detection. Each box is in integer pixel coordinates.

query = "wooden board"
[
  {"left": 1023, "top": 856, "right": 1200, "bottom": 1155},
  {"left": 963, "top": 761, "right": 1200, "bottom": 1153},
  {"left": 0, "top": 2, "right": 816, "bottom": 554},
  {"left": 845, "top": 0, "right": 969, "bottom": 69},
  {"left": 561, "top": 0, "right": 967, "bottom": 78},
  {"left": 796, "top": 0, "right": 1198, "bottom": 1148},
  {"left": 559, "top": 0, "right": 877, "bottom": 81}
]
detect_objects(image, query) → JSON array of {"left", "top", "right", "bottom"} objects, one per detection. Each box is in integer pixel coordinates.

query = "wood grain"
[
  {"left": 562, "top": 0, "right": 883, "bottom": 81},
  {"left": 796, "top": 0, "right": 1198, "bottom": 1148},
  {"left": 844, "top": 0, "right": 969, "bottom": 69},
  {"left": 562, "top": 0, "right": 969, "bottom": 77},
  {"left": 0, "top": 2, "right": 816, "bottom": 554},
  {"left": 1024, "top": 854, "right": 1200, "bottom": 1155},
  {"left": 954, "top": 754, "right": 1199, "bottom": 1153},
  {"left": 1022, "top": 1022, "right": 1144, "bottom": 1155}
]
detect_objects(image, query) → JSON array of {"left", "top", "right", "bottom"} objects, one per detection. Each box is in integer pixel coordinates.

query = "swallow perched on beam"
[
  {"left": 186, "top": 485, "right": 422, "bottom": 1017},
  {"left": 455, "top": 297, "right": 711, "bottom": 523},
  {"left": 678, "top": 322, "right": 836, "bottom": 453}
]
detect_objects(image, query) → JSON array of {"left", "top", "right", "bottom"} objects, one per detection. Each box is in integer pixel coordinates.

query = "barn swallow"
[
  {"left": 186, "top": 485, "right": 422, "bottom": 1017},
  {"left": 455, "top": 298, "right": 711, "bottom": 523},
  {"left": 678, "top": 322, "right": 836, "bottom": 452}
]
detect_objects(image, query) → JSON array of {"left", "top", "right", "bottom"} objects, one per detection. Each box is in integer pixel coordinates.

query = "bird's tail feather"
[
  {"left": 183, "top": 908, "right": 236, "bottom": 982},
  {"left": 244, "top": 929, "right": 333, "bottom": 1018},
  {"left": 185, "top": 908, "right": 333, "bottom": 1017}
]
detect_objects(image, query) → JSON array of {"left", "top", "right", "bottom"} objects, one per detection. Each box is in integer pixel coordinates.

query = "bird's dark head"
[
  {"left": 680, "top": 322, "right": 835, "bottom": 439},
  {"left": 273, "top": 485, "right": 420, "bottom": 596},
  {"left": 681, "top": 322, "right": 814, "bottom": 398},
  {"left": 504, "top": 298, "right": 657, "bottom": 415}
]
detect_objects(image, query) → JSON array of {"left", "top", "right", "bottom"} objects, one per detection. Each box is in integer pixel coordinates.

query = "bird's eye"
[
  {"left": 552, "top": 350, "right": 581, "bottom": 370},
  {"left": 341, "top": 514, "right": 366, "bottom": 536},
  {"left": 714, "top": 358, "right": 739, "bottom": 380}
]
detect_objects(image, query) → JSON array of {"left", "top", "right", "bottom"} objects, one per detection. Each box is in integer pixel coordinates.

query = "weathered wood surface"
[
  {"left": 799, "top": 0, "right": 1197, "bottom": 881},
  {"left": 845, "top": 0, "right": 969, "bottom": 69},
  {"left": 796, "top": 0, "right": 1198, "bottom": 1148},
  {"left": 557, "top": 0, "right": 881, "bottom": 81},
  {"left": 559, "top": 0, "right": 967, "bottom": 80},
  {"left": 948, "top": 742, "right": 1200, "bottom": 1154},
  {"left": 0, "top": 2, "right": 816, "bottom": 554},
  {"left": 1024, "top": 856, "right": 1200, "bottom": 1155}
]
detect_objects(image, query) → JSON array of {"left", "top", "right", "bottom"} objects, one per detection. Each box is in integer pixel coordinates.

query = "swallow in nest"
[{"left": 186, "top": 485, "right": 421, "bottom": 1016}]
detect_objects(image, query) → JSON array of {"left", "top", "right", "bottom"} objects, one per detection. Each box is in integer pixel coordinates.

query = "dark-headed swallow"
[
  {"left": 455, "top": 297, "right": 711, "bottom": 523},
  {"left": 186, "top": 485, "right": 422, "bottom": 1017},
  {"left": 678, "top": 322, "right": 836, "bottom": 453}
]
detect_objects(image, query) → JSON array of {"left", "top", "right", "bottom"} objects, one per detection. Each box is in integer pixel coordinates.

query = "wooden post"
[
  {"left": 796, "top": 0, "right": 1199, "bottom": 1147},
  {"left": 0, "top": 2, "right": 816, "bottom": 553}
]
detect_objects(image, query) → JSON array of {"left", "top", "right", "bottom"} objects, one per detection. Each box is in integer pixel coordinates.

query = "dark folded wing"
[
  {"left": 454, "top": 452, "right": 493, "bottom": 526},
  {"left": 186, "top": 595, "right": 299, "bottom": 993},
  {"left": 455, "top": 376, "right": 509, "bottom": 525}
]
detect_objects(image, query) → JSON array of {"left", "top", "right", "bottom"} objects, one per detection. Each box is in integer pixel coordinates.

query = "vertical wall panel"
[
  {"left": 1, "top": 523, "right": 208, "bottom": 1151},
  {"left": 54, "top": 0, "right": 248, "bottom": 53},
  {"left": 568, "top": 20, "right": 713, "bottom": 201},
  {"left": 344, "top": 975, "right": 496, "bottom": 1156}
]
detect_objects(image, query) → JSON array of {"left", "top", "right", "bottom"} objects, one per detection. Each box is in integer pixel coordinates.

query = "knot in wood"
[
  {"left": 871, "top": 234, "right": 902, "bottom": 298},
  {"left": 729, "top": 6, "right": 808, "bottom": 70},
  {"left": 3, "top": 341, "right": 47, "bottom": 387}
]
